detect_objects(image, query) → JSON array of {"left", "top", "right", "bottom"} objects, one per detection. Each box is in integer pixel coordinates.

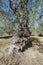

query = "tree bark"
[{"left": 8, "top": 0, "right": 31, "bottom": 52}]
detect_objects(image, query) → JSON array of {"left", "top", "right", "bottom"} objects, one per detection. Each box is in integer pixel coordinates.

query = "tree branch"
[{"left": 9, "top": 0, "right": 17, "bottom": 13}]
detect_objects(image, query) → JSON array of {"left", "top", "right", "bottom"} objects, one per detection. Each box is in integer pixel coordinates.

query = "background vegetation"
[{"left": 0, "top": 0, "right": 43, "bottom": 36}]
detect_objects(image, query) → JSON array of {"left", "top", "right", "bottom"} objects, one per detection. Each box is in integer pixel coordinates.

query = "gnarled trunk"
[{"left": 8, "top": 0, "right": 31, "bottom": 55}]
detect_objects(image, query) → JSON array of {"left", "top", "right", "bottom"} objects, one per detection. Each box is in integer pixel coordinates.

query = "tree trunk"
[{"left": 8, "top": 0, "right": 31, "bottom": 54}]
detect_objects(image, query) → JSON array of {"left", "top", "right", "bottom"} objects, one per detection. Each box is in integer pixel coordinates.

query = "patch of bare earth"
[
  {"left": 0, "top": 46, "right": 43, "bottom": 65},
  {"left": 0, "top": 37, "right": 43, "bottom": 65},
  {"left": 19, "top": 48, "right": 43, "bottom": 65}
]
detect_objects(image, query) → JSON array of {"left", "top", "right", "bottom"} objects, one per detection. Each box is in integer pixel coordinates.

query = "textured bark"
[{"left": 9, "top": 0, "right": 31, "bottom": 53}]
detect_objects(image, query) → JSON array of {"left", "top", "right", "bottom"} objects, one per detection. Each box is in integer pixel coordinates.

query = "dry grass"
[
  {"left": 0, "top": 38, "right": 12, "bottom": 65},
  {"left": 30, "top": 36, "right": 43, "bottom": 42},
  {"left": 0, "top": 38, "right": 11, "bottom": 57}
]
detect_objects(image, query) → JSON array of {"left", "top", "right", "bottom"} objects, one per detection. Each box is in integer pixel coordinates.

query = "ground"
[
  {"left": 0, "top": 36, "right": 43, "bottom": 65},
  {"left": 0, "top": 38, "right": 11, "bottom": 59}
]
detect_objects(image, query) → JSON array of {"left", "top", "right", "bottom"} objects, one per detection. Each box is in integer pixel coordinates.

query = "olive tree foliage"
[
  {"left": 0, "top": 13, "right": 13, "bottom": 35},
  {"left": 37, "top": 16, "right": 43, "bottom": 33},
  {"left": 0, "top": 0, "right": 19, "bottom": 35},
  {"left": 0, "top": 0, "right": 43, "bottom": 35},
  {"left": 28, "top": 0, "right": 43, "bottom": 34}
]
